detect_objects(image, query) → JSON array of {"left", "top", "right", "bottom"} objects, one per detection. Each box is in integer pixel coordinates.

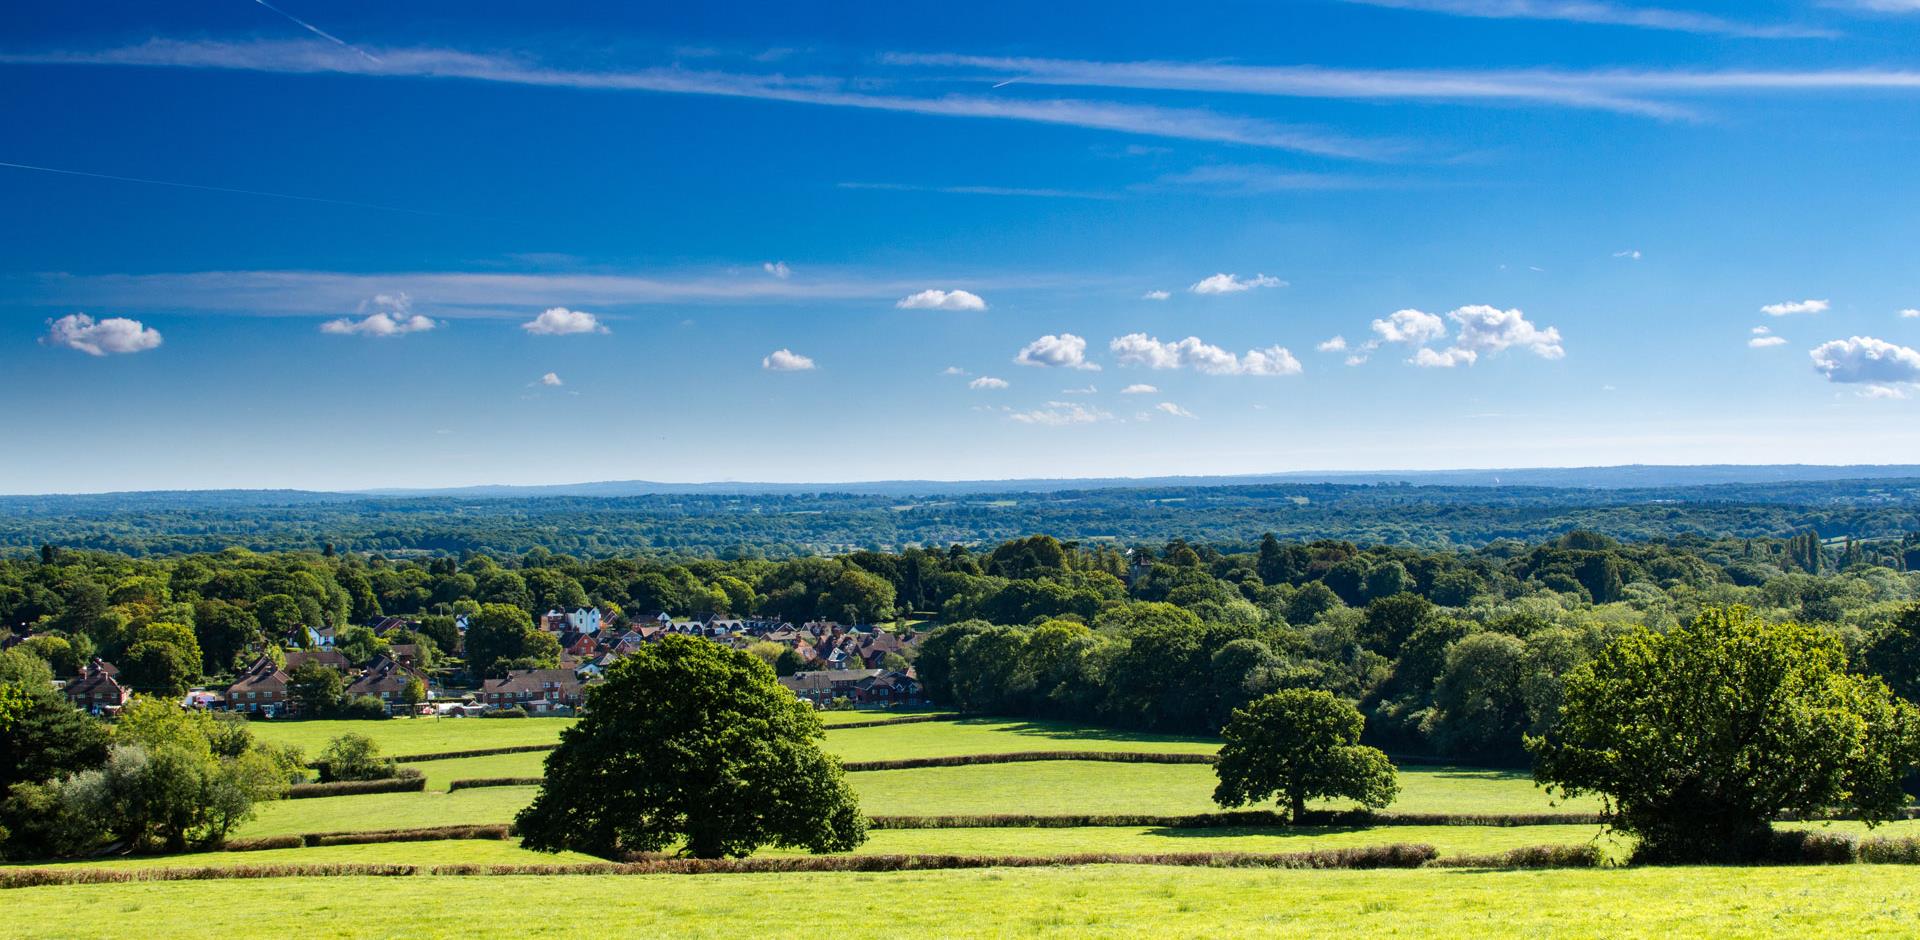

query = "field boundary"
[
  {"left": 868, "top": 810, "right": 1608, "bottom": 828},
  {"left": 447, "top": 778, "right": 542, "bottom": 792},
  {"left": 841, "top": 751, "right": 1215, "bottom": 771},
  {"left": 390, "top": 744, "right": 557, "bottom": 764},
  {"left": 286, "top": 777, "right": 427, "bottom": 799},
  {"left": 0, "top": 844, "right": 1440, "bottom": 888},
  {"left": 224, "top": 825, "right": 514, "bottom": 852}
]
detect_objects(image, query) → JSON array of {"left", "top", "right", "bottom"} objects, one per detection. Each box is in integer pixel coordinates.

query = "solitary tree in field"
[
  {"left": 516, "top": 635, "right": 866, "bottom": 859},
  {"left": 1212, "top": 689, "right": 1399, "bottom": 820},
  {"left": 1530, "top": 606, "right": 1920, "bottom": 863}
]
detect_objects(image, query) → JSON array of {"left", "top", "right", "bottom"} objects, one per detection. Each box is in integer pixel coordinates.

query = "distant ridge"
[
  {"left": 7, "top": 464, "right": 1920, "bottom": 501},
  {"left": 359, "top": 464, "right": 1920, "bottom": 498}
]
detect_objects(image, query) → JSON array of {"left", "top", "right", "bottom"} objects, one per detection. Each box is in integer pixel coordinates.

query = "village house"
[
  {"left": 227, "top": 655, "right": 291, "bottom": 716},
  {"left": 344, "top": 654, "right": 423, "bottom": 715},
  {"left": 479, "top": 668, "right": 590, "bottom": 714},
  {"left": 63, "top": 659, "right": 131, "bottom": 714},
  {"left": 284, "top": 648, "right": 350, "bottom": 673}
]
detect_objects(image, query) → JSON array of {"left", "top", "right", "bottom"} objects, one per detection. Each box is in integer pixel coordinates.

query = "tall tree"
[
  {"left": 1212, "top": 689, "right": 1399, "bottom": 820},
  {"left": 516, "top": 635, "right": 865, "bottom": 859}
]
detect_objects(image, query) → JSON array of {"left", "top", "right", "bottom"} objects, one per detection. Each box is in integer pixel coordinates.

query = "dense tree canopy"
[
  {"left": 1213, "top": 689, "right": 1399, "bottom": 820},
  {"left": 516, "top": 635, "right": 866, "bottom": 859},
  {"left": 1531, "top": 606, "right": 1920, "bottom": 862}
]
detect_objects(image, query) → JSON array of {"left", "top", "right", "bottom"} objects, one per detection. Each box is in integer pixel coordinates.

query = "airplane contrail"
[
  {"left": 0, "top": 160, "right": 447, "bottom": 217},
  {"left": 991, "top": 77, "right": 1022, "bottom": 89},
  {"left": 251, "top": 0, "right": 382, "bottom": 63}
]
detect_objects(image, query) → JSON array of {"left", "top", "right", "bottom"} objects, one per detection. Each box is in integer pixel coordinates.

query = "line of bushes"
[
  {"left": 284, "top": 775, "right": 427, "bottom": 799},
  {"left": 866, "top": 810, "right": 1605, "bottom": 829},
  {"left": 389, "top": 744, "right": 558, "bottom": 764},
  {"left": 823, "top": 714, "right": 955, "bottom": 730},
  {"left": 840, "top": 751, "right": 1217, "bottom": 772},
  {"left": 447, "top": 778, "right": 543, "bottom": 791},
  {"left": 1428, "top": 844, "right": 1606, "bottom": 869},
  {"left": 223, "top": 825, "right": 514, "bottom": 852},
  {"left": 0, "top": 845, "right": 1442, "bottom": 888}
]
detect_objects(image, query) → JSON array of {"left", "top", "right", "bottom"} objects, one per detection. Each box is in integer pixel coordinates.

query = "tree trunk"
[
  {"left": 686, "top": 828, "right": 725, "bottom": 859},
  {"left": 1289, "top": 790, "right": 1307, "bottom": 822}
]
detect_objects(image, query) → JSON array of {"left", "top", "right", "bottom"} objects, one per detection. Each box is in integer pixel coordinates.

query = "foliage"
[
  {"left": 1212, "top": 689, "right": 1399, "bottom": 820},
  {"left": 1530, "top": 606, "right": 1920, "bottom": 862},
  {"left": 316, "top": 733, "right": 398, "bottom": 782},
  {"left": 516, "top": 635, "right": 866, "bottom": 859},
  {"left": 287, "top": 661, "right": 345, "bottom": 717}
]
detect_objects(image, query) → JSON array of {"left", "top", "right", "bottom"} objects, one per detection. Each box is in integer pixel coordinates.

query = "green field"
[
  {"left": 823, "top": 717, "right": 1218, "bottom": 762},
  {"left": 10, "top": 865, "right": 1920, "bottom": 938},
  {"left": 780, "top": 824, "right": 1621, "bottom": 859},
  {"left": 238, "top": 787, "right": 540, "bottom": 838},
  {"left": 247, "top": 717, "right": 574, "bottom": 757},
  {"left": 4, "top": 839, "right": 600, "bottom": 871}
]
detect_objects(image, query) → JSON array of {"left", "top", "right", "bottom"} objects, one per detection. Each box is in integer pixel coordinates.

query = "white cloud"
[
  {"left": 1752, "top": 326, "right": 1773, "bottom": 335},
  {"left": 762, "top": 261, "right": 791, "bottom": 279},
  {"left": 1371, "top": 309, "right": 1448, "bottom": 346},
  {"left": 941, "top": 366, "right": 969, "bottom": 376},
  {"left": 1613, "top": 249, "right": 1642, "bottom": 260},
  {"left": 320, "top": 311, "right": 439, "bottom": 336},
  {"left": 1109, "top": 333, "right": 1302, "bottom": 376},
  {"left": 1860, "top": 385, "right": 1911, "bottom": 400},
  {"left": 1015, "top": 333, "right": 1099, "bottom": 370},
  {"left": 42, "top": 313, "right": 163, "bottom": 356},
  {"left": 1155, "top": 402, "right": 1197, "bottom": 418},
  {"left": 1141, "top": 290, "right": 1171, "bottom": 301},
  {"left": 1061, "top": 384, "right": 1098, "bottom": 395},
  {"left": 1334, "top": 0, "right": 1829, "bottom": 38},
  {"left": 1317, "top": 335, "right": 1349, "bottom": 352},
  {"left": 521, "top": 307, "right": 609, "bottom": 335},
  {"left": 1410, "top": 346, "right": 1477, "bottom": 368},
  {"left": 1809, "top": 335, "right": 1920, "bottom": 388},
  {"left": 1345, "top": 354, "right": 1370, "bottom": 367},
  {"left": 540, "top": 372, "right": 563, "bottom": 386},
  {"left": 1902, "top": 308, "right": 1920, "bottom": 319},
  {"left": 1761, "top": 298, "right": 1829, "bottom": 316},
  {"left": 1447, "top": 305, "right": 1565, "bottom": 359},
  {"left": 1749, "top": 335, "right": 1788, "bottom": 348},
  {"left": 1189, "top": 272, "right": 1286, "bottom": 294},
  {"left": 969, "top": 376, "right": 1009, "bottom": 389},
  {"left": 1009, "top": 401, "right": 1113, "bottom": 426},
  {"left": 1121, "top": 383, "right": 1159, "bottom": 394},
  {"left": 762, "top": 348, "right": 816, "bottom": 371},
  {"left": 896, "top": 288, "right": 987, "bottom": 311}
]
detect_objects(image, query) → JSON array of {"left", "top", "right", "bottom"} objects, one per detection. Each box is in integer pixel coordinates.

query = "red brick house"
[
  {"left": 63, "top": 659, "right": 131, "bottom": 714},
  {"left": 479, "top": 668, "right": 588, "bottom": 713},
  {"left": 227, "top": 656, "right": 291, "bottom": 716}
]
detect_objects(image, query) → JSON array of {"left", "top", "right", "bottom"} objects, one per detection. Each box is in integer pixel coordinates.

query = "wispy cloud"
[
  {"left": 969, "top": 376, "right": 1009, "bottom": 389},
  {"left": 837, "top": 181, "right": 1118, "bottom": 200},
  {"left": 1009, "top": 401, "right": 1113, "bottom": 425},
  {"left": 13, "top": 268, "right": 1053, "bottom": 317},
  {"left": 2, "top": 40, "right": 1385, "bottom": 159},
  {"left": 886, "top": 53, "right": 1920, "bottom": 120},
  {"left": 1153, "top": 165, "right": 1370, "bottom": 194},
  {"left": 1190, "top": 273, "right": 1286, "bottom": 294},
  {"left": 1762, "top": 298, "right": 1829, "bottom": 316},
  {"left": 1335, "top": 0, "right": 1834, "bottom": 39}
]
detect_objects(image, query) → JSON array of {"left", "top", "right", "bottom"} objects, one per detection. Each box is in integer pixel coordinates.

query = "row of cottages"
[
  {"left": 778, "top": 669, "right": 926, "bottom": 708},
  {"left": 478, "top": 668, "right": 591, "bottom": 714},
  {"left": 226, "top": 652, "right": 427, "bottom": 717},
  {"left": 62, "top": 659, "right": 132, "bottom": 714}
]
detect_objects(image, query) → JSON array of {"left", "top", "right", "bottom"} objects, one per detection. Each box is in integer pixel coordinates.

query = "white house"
[{"left": 566, "top": 607, "right": 603, "bottom": 635}]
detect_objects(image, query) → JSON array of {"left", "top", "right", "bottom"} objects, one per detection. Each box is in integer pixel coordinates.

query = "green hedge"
[
  {"left": 284, "top": 776, "right": 427, "bottom": 799},
  {"left": 841, "top": 751, "right": 1215, "bottom": 772}
]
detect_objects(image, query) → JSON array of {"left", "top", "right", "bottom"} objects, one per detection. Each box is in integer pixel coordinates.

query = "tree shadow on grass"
[
  {"left": 1139, "top": 825, "right": 1376, "bottom": 840},
  {"left": 948, "top": 717, "right": 1216, "bottom": 747}
]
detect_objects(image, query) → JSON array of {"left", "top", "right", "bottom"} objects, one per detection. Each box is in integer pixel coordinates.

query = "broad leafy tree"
[
  {"left": 1213, "top": 688, "right": 1399, "bottom": 820},
  {"left": 287, "top": 661, "right": 344, "bottom": 717},
  {"left": 1531, "top": 606, "right": 1920, "bottom": 862},
  {"left": 516, "top": 635, "right": 866, "bottom": 859}
]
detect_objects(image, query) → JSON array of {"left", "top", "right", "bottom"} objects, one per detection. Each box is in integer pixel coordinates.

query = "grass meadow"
[{"left": 9, "top": 865, "right": 1920, "bottom": 938}]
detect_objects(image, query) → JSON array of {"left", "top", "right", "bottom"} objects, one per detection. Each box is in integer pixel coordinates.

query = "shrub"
[
  {"left": 1860, "top": 836, "right": 1920, "bottom": 864},
  {"left": 336, "top": 695, "right": 391, "bottom": 721},
  {"left": 1764, "top": 829, "right": 1858, "bottom": 865},
  {"left": 301, "top": 824, "right": 511, "bottom": 846},
  {"left": 316, "top": 733, "right": 397, "bottom": 782},
  {"left": 484, "top": 706, "right": 529, "bottom": 719},
  {"left": 286, "top": 772, "right": 424, "bottom": 799},
  {"left": 222, "top": 834, "right": 304, "bottom": 852},
  {"left": 447, "top": 777, "right": 542, "bottom": 791},
  {"left": 1432, "top": 844, "right": 1605, "bottom": 869}
]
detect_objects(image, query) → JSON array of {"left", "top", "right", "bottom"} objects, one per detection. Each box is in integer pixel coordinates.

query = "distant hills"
[{"left": 349, "top": 464, "right": 1920, "bottom": 500}]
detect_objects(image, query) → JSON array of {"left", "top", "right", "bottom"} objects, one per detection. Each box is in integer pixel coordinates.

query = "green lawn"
[
  {"left": 817, "top": 710, "right": 956, "bottom": 726},
  {"left": 821, "top": 717, "right": 1218, "bottom": 762},
  {"left": 773, "top": 824, "right": 1620, "bottom": 860},
  {"left": 237, "top": 787, "right": 540, "bottom": 838},
  {"left": 852, "top": 762, "right": 1591, "bottom": 818},
  {"left": 1, "top": 839, "right": 598, "bottom": 871},
  {"left": 246, "top": 717, "right": 574, "bottom": 758},
  {"left": 238, "top": 762, "right": 1582, "bottom": 834},
  {"left": 10, "top": 865, "right": 1920, "bottom": 937}
]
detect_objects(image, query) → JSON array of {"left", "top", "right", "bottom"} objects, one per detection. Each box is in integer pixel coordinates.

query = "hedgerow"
[
  {"left": 840, "top": 751, "right": 1216, "bottom": 772},
  {"left": 866, "top": 810, "right": 1604, "bottom": 829},
  {"left": 285, "top": 773, "right": 426, "bottom": 799},
  {"left": 1429, "top": 844, "right": 1606, "bottom": 869},
  {"left": 390, "top": 744, "right": 556, "bottom": 764},
  {"left": 447, "top": 778, "right": 543, "bottom": 791}
]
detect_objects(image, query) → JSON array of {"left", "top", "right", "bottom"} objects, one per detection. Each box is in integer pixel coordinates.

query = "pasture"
[{"left": 9, "top": 865, "right": 1920, "bottom": 938}]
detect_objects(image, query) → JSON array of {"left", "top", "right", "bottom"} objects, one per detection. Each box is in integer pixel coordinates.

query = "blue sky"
[{"left": 5, "top": 0, "right": 1920, "bottom": 492}]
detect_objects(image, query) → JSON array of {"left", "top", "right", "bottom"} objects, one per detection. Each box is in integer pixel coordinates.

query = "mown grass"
[
  {"left": 246, "top": 717, "right": 574, "bottom": 757},
  {"left": 767, "top": 824, "right": 1621, "bottom": 861},
  {"left": 9, "top": 865, "right": 1920, "bottom": 937},
  {"left": 236, "top": 762, "right": 1582, "bottom": 834},
  {"left": 2, "top": 839, "right": 598, "bottom": 871},
  {"left": 852, "top": 762, "right": 1592, "bottom": 818},
  {"left": 236, "top": 787, "right": 540, "bottom": 838},
  {"left": 821, "top": 717, "right": 1218, "bottom": 762}
]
